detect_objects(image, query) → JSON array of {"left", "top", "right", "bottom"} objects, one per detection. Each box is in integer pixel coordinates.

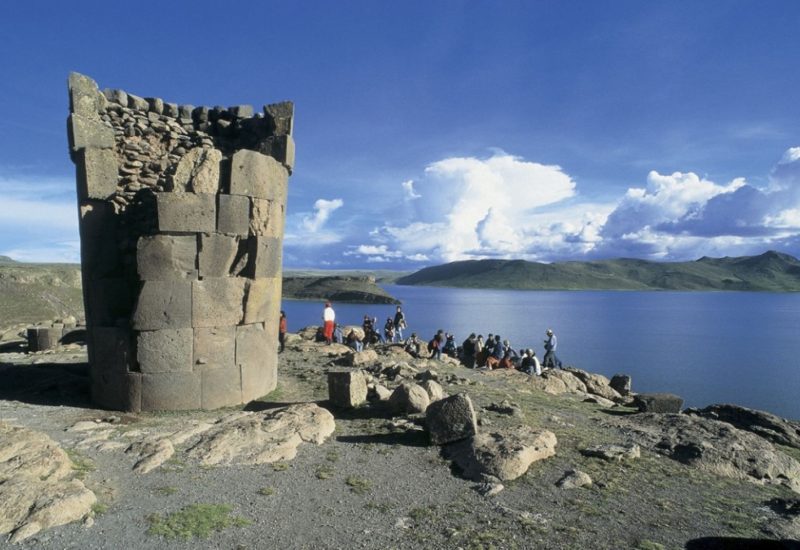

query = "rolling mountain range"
[{"left": 396, "top": 251, "right": 800, "bottom": 291}]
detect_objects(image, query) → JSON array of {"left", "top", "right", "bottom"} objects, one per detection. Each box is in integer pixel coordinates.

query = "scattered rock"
[
  {"left": 448, "top": 426, "right": 557, "bottom": 481},
  {"left": 557, "top": 469, "right": 593, "bottom": 489},
  {"left": 414, "top": 369, "right": 439, "bottom": 382},
  {"left": 564, "top": 367, "right": 621, "bottom": 401},
  {"left": 420, "top": 379, "right": 444, "bottom": 402},
  {"left": 389, "top": 383, "right": 430, "bottom": 415},
  {"left": 686, "top": 404, "right": 800, "bottom": 449},
  {"left": 130, "top": 438, "right": 175, "bottom": 474},
  {"left": 187, "top": 403, "right": 335, "bottom": 465},
  {"left": 327, "top": 370, "right": 368, "bottom": 408},
  {"left": 542, "top": 369, "right": 587, "bottom": 393},
  {"left": 583, "top": 395, "right": 616, "bottom": 408},
  {"left": 382, "top": 362, "right": 419, "bottom": 380},
  {"left": 530, "top": 373, "right": 568, "bottom": 395},
  {"left": 345, "top": 349, "right": 379, "bottom": 367},
  {"left": 627, "top": 413, "right": 800, "bottom": 492},
  {"left": 368, "top": 384, "right": 392, "bottom": 402},
  {"left": 0, "top": 422, "right": 96, "bottom": 543},
  {"left": 581, "top": 443, "right": 641, "bottom": 461},
  {"left": 486, "top": 400, "right": 524, "bottom": 417},
  {"left": 633, "top": 393, "right": 684, "bottom": 413},
  {"left": 475, "top": 480, "right": 505, "bottom": 496},
  {"left": 426, "top": 393, "right": 478, "bottom": 445},
  {"left": 610, "top": 374, "right": 632, "bottom": 396}
]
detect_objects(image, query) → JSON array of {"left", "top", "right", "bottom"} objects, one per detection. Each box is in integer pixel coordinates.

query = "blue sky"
[{"left": 1, "top": 1, "right": 799, "bottom": 268}]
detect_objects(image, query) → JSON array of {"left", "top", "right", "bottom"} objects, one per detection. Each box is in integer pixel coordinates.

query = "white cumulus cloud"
[
  {"left": 401, "top": 179, "right": 421, "bottom": 200},
  {"left": 302, "top": 198, "right": 344, "bottom": 232}
]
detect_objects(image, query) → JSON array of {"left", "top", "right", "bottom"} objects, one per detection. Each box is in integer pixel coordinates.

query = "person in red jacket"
[{"left": 278, "top": 311, "right": 287, "bottom": 353}]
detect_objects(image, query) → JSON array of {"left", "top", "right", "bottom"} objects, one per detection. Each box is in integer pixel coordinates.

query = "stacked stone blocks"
[{"left": 68, "top": 72, "right": 293, "bottom": 412}]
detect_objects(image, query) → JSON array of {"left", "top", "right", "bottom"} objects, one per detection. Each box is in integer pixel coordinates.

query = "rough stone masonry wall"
[{"left": 67, "top": 72, "right": 294, "bottom": 412}]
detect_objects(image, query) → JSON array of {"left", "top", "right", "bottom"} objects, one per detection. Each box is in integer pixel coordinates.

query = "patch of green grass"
[
  {"left": 146, "top": 504, "right": 251, "bottom": 540},
  {"left": 154, "top": 486, "right": 178, "bottom": 496},
  {"left": 65, "top": 448, "right": 95, "bottom": 479},
  {"left": 257, "top": 487, "right": 275, "bottom": 496},
  {"left": 364, "top": 501, "right": 393, "bottom": 514},
  {"left": 271, "top": 462, "right": 290, "bottom": 472},
  {"left": 345, "top": 475, "right": 373, "bottom": 495},
  {"left": 91, "top": 502, "right": 108, "bottom": 515},
  {"left": 409, "top": 505, "right": 436, "bottom": 522},
  {"left": 161, "top": 456, "right": 186, "bottom": 472},
  {"left": 315, "top": 464, "right": 335, "bottom": 480},
  {"left": 325, "top": 449, "right": 340, "bottom": 463}
]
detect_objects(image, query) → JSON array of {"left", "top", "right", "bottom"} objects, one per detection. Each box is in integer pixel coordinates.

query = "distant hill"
[
  {"left": 0, "top": 255, "right": 18, "bottom": 265},
  {"left": 282, "top": 276, "right": 400, "bottom": 304},
  {"left": 396, "top": 251, "right": 800, "bottom": 292}
]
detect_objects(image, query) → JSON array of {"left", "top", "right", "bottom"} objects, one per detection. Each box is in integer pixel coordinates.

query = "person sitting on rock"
[
  {"left": 346, "top": 329, "right": 363, "bottom": 352},
  {"left": 428, "top": 329, "right": 444, "bottom": 360},
  {"left": 519, "top": 349, "right": 542, "bottom": 375},
  {"left": 384, "top": 317, "right": 395, "bottom": 343},
  {"left": 404, "top": 332, "right": 422, "bottom": 357},
  {"left": 333, "top": 323, "right": 344, "bottom": 345},
  {"left": 475, "top": 334, "right": 486, "bottom": 367},
  {"left": 499, "top": 350, "right": 516, "bottom": 369},
  {"left": 443, "top": 333, "right": 457, "bottom": 358}
]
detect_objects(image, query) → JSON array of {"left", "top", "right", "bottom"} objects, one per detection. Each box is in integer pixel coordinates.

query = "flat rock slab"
[
  {"left": 0, "top": 422, "right": 96, "bottom": 543},
  {"left": 626, "top": 413, "right": 800, "bottom": 493},
  {"left": 186, "top": 403, "right": 335, "bottom": 466},
  {"left": 448, "top": 426, "right": 557, "bottom": 481},
  {"left": 633, "top": 392, "right": 684, "bottom": 413},
  {"left": 686, "top": 403, "right": 800, "bottom": 450}
]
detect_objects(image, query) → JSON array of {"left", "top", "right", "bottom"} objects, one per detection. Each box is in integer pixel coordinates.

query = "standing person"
[
  {"left": 278, "top": 311, "right": 287, "bottom": 353},
  {"left": 543, "top": 328, "right": 562, "bottom": 369},
  {"left": 461, "top": 333, "right": 477, "bottom": 368},
  {"left": 322, "top": 301, "right": 335, "bottom": 345},
  {"left": 393, "top": 306, "right": 406, "bottom": 342}
]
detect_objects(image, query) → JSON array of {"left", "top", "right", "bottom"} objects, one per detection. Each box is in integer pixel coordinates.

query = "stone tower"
[{"left": 67, "top": 73, "right": 294, "bottom": 412}]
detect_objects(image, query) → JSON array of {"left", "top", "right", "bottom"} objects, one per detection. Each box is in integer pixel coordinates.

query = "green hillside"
[{"left": 396, "top": 251, "right": 800, "bottom": 291}]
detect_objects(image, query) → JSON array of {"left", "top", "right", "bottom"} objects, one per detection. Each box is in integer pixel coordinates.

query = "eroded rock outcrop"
[{"left": 686, "top": 404, "right": 800, "bottom": 449}]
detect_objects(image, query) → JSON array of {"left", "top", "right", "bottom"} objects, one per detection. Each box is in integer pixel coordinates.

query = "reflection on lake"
[{"left": 281, "top": 285, "right": 800, "bottom": 420}]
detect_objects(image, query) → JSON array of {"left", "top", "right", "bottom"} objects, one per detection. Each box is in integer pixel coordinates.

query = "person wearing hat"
[
  {"left": 543, "top": 328, "right": 561, "bottom": 369},
  {"left": 322, "top": 301, "right": 336, "bottom": 345}
]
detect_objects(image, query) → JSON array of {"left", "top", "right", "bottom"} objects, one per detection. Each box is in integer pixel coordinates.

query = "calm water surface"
[{"left": 282, "top": 286, "right": 800, "bottom": 420}]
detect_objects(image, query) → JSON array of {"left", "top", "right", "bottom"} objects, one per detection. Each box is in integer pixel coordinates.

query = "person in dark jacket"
[{"left": 461, "top": 333, "right": 477, "bottom": 368}]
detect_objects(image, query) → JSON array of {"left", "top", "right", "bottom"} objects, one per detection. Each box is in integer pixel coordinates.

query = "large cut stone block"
[
  {"left": 327, "top": 370, "right": 367, "bottom": 408},
  {"left": 217, "top": 194, "right": 250, "bottom": 236},
  {"left": 249, "top": 198, "right": 285, "bottom": 237},
  {"left": 136, "top": 235, "right": 198, "bottom": 281},
  {"left": 201, "top": 366, "right": 242, "bottom": 409},
  {"left": 142, "top": 372, "right": 201, "bottom": 410},
  {"left": 26, "top": 326, "right": 63, "bottom": 352},
  {"left": 243, "top": 236, "right": 282, "bottom": 278},
  {"left": 243, "top": 277, "right": 281, "bottom": 324},
  {"left": 193, "top": 326, "right": 236, "bottom": 370},
  {"left": 90, "top": 327, "right": 134, "bottom": 374},
  {"left": 264, "top": 101, "right": 294, "bottom": 135},
  {"left": 68, "top": 114, "right": 115, "bottom": 153},
  {"left": 633, "top": 393, "right": 684, "bottom": 413},
  {"left": 132, "top": 280, "right": 192, "bottom": 330},
  {"left": 192, "top": 278, "right": 245, "bottom": 328},
  {"left": 92, "top": 369, "right": 142, "bottom": 412},
  {"left": 136, "top": 328, "right": 194, "bottom": 373},
  {"left": 198, "top": 233, "right": 238, "bottom": 278},
  {"left": 236, "top": 323, "right": 276, "bottom": 401},
  {"left": 170, "top": 148, "right": 222, "bottom": 194},
  {"left": 85, "top": 279, "right": 133, "bottom": 327},
  {"left": 76, "top": 148, "right": 118, "bottom": 200},
  {"left": 229, "top": 149, "right": 288, "bottom": 201},
  {"left": 156, "top": 192, "right": 216, "bottom": 233},
  {"left": 68, "top": 72, "right": 103, "bottom": 117}
]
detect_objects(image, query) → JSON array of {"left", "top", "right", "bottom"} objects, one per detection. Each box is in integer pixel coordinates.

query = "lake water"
[{"left": 282, "top": 285, "right": 800, "bottom": 420}]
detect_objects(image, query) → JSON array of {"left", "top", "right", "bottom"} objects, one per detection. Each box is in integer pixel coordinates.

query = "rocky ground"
[{"left": 1, "top": 325, "right": 799, "bottom": 549}]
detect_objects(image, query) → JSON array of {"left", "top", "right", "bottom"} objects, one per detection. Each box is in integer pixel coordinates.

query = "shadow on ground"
[
  {"left": 685, "top": 537, "right": 800, "bottom": 549},
  {"left": 0, "top": 361, "right": 90, "bottom": 407},
  {"left": 336, "top": 430, "right": 429, "bottom": 447}
]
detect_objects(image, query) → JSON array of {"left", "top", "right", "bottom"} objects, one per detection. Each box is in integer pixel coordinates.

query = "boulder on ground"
[
  {"left": 187, "top": 403, "right": 335, "bottom": 465},
  {"left": 449, "top": 427, "right": 557, "bottom": 481},
  {"left": 0, "top": 422, "right": 96, "bottom": 543},
  {"left": 581, "top": 443, "right": 641, "bottom": 461},
  {"left": 421, "top": 379, "right": 445, "bottom": 402},
  {"left": 542, "top": 369, "right": 587, "bottom": 393},
  {"left": 626, "top": 413, "right": 800, "bottom": 493},
  {"left": 583, "top": 395, "right": 616, "bottom": 408},
  {"left": 345, "top": 349, "right": 379, "bottom": 367},
  {"left": 564, "top": 367, "right": 621, "bottom": 401},
  {"left": 382, "top": 362, "right": 419, "bottom": 380},
  {"left": 297, "top": 325, "right": 319, "bottom": 340},
  {"left": 426, "top": 393, "right": 478, "bottom": 445},
  {"left": 610, "top": 374, "right": 632, "bottom": 396},
  {"left": 633, "top": 393, "right": 684, "bottom": 413},
  {"left": 129, "top": 438, "right": 175, "bottom": 474},
  {"left": 368, "top": 384, "right": 392, "bottom": 402},
  {"left": 530, "top": 374, "right": 568, "bottom": 395},
  {"left": 685, "top": 403, "right": 800, "bottom": 450},
  {"left": 486, "top": 400, "right": 524, "bottom": 417},
  {"left": 415, "top": 369, "right": 439, "bottom": 382},
  {"left": 327, "top": 370, "right": 368, "bottom": 408},
  {"left": 389, "top": 383, "right": 430, "bottom": 414},
  {"left": 557, "top": 469, "right": 593, "bottom": 489}
]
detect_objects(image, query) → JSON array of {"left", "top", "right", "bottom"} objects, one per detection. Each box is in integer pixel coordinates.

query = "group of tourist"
[{"left": 282, "top": 301, "right": 565, "bottom": 377}]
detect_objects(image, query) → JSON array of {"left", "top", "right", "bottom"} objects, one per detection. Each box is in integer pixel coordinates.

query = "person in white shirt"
[{"left": 322, "top": 302, "right": 335, "bottom": 344}]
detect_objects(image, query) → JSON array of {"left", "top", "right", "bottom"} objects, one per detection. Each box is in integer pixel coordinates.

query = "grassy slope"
[
  {"left": 0, "top": 263, "right": 84, "bottom": 323},
  {"left": 397, "top": 251, "right": 800, "bottom": 291}
]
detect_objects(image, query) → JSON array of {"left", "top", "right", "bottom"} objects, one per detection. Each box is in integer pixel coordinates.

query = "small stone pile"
[{"left": 67, "top": 73, "right": 294, "bottom": 412}]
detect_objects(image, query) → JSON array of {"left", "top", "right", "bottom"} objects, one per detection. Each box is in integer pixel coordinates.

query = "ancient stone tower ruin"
[{"left": 67, "top": 72, "right": 293, "bottom": 412}]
